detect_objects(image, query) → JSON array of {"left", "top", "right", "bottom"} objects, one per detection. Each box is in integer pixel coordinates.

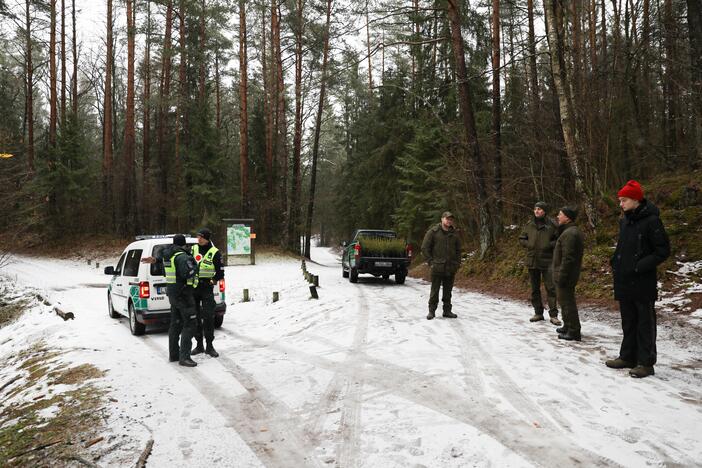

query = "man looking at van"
[{"left": 191, "top": 228, "right": 224, "bottom": 358}]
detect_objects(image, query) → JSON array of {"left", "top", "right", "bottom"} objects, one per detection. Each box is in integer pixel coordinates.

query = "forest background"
[{"left": 0, "top": 0, "right": 700, "bottom": 304}]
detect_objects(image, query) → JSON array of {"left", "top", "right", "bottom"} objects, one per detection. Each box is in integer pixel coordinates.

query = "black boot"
[
  {"left": 205, "top": 344, "right": 219, "bottom": 358},
  {"left": 191, "top": 341, "right": 205, "bottom": 355},
  {"left": 558, "top": 331, "right": 581, "bottom": 341},
  {"left": 427, "top": 310, "right": 436, "bottom": 320},
  {"left": 179, "top": 358, "right": 197, "bottom": 367},
  {"left": 556, "top": 325, "right": 567, "bottom": 334}
]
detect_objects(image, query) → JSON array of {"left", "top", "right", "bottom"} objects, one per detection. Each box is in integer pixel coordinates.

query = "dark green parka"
[
  {"left": 421, "top": 224, "right": 462, "bottom": 275},
  {"left": 552, "top": 223, "right": 585, "bottom": 288},
  {"left": 519, "top": 217, "right": 559, "bottom": 270}
]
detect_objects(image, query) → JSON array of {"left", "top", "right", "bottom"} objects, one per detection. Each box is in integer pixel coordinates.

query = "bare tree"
[
  {"left": 304, "top": 0, "right": 333, "bottom": 259},
  {"left": 446, "top": 0, "right": 494, "bottom": 256}
]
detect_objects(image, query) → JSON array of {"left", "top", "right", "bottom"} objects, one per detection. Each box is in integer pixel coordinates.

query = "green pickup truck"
[{"left": 341, "top": 229, "right": 412, "bottom": 284}]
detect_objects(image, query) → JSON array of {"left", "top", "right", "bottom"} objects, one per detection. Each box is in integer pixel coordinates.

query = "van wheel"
[
  {"left": 342, "top": 267, "right": 349, "bottom": 278},
  {"left": 214, "top": 315, "right": 224, "bottom": 329},
  {"left": 350, "top": 268, "right": 358, "bottom": 283},
  {"left": 128, "top": 302, "right": 146, "bottom": 336},
  {"left": 107, "top": 293, "right": 119, "bottom": 318}
]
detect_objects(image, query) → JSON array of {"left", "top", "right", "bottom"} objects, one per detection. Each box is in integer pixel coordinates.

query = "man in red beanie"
[{"left": 606, "top": 180, "right": 670, "bottom": 378}]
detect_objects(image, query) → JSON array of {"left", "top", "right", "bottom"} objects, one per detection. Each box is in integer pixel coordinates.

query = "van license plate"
[
  {"left": 156, "top": 286, "right": 166, "bottom": 294},
  {"left": 375, "top": 261, "right": 392, "bottom": 267}
]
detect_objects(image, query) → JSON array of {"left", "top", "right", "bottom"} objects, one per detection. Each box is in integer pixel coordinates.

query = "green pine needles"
[{"left": 357, "top": 236, "right": 407, "bottom": 257}]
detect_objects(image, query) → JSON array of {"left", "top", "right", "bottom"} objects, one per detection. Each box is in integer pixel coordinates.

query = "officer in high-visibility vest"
[
  {"left": 190, "top": 228, "right": 225, "bottom": 358},
  {"left": 143, "top": 234, "right": 199, "bottom": 367}
]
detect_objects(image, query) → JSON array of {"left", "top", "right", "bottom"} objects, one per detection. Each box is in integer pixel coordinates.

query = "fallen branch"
[
  {"left": 84, "top": 436, "right": 104, "bottom": 448},
  {"left": 62, "top": 454, "right": 99, "bottom": 467},
  {"left": 135, "top": 439, "right": 154, "bottom": 468},
  {"left": 54, "top": 307, "right": 75, "bottom": 320}
]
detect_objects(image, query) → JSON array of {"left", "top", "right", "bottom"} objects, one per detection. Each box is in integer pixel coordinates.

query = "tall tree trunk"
[
  {"left": 262, "top": 5, "right": 273, "bottom": 242},
  {"left": 49, "top": 0, "right": 57, "bottom": 147},
  {"left": 25, "top": 0, "right": 34, "bottom": 174},
  {"left": 102, "top": 0, "right": 113, "bottom": 225},
  {"left": 143, "top": 0, "right": 152, "bottom": 231},
  {"left": 239, "top": 0, "right": 249, "bottom": 216},
  {"left": 175, "top": 0, "right": 187, "bottom": 228},
  {"left": 304, "top": 0, "right": 332, "bottom": 259},
  {"left": 71, "top": 0, "right": 77, "bottom": 117},
  {"left": 272, "top": 0, "right": 289, "bottom": 236},
  {"left": 527, "top": 0, "right": 539, "bottom": 103},
  {"left": 157, "top": 0, "right": 173, "bottom": 230},
  {"left": 663, "top": 0, "right": 678, "bottom": 166},
  {"left": 287, "top": 0, "right": 304, "bottom": 252},
  {"left": 543, "top": 0, "right": 597, "bottom": 227},
  {"left": 122, "top": 0, "right": 137, "bottom": 235},
  {"left": 689, "top": 0, "right": 702, "bottom": 164},
  {"left": 215, "top": 51, "right": 222, "bottom": 130},
  {"left": 198, "top": 0, "right": 206, "bottom": 103},
  {"left": 60, "top": 0, "right": 66, "bottom": 125},
  {"left": 446, "top": 0, "right": 494, "bottom": 256},
  {"left": 366, "top": 0, "right": 373, "bottom": 93},
  {"left": 491, "top": 0, "right": 502, "bottom": 237}
]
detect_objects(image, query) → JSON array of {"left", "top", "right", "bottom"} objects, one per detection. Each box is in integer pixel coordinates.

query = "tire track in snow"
[{"left": 139, "top": 335, "right": 324, "bottom": 468}]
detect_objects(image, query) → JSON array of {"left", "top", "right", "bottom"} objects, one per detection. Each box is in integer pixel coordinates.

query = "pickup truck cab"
[
  {"left": 104, "top": 235, "right": 226, "bottom": 336},
  {"left": 341, "top": 229, "right": 412, "bottom": 284}
]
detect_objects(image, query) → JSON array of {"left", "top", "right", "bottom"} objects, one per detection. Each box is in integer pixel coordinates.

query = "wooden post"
[
  {"left": 243, "top": 289, "right": 249, "bottom": 302},
  {"left": 309, "top": 285, "right": 318, "bottom": 299},
  {"left": 313, "top": 275, "right": 319, "bottom": 287},
  {"left": 272, "top": 291, "right": 279, "bottom": 302}
]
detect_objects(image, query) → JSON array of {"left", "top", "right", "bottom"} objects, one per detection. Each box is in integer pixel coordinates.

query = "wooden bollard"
[
  {"left": 243, "top": 289, "right": 250, "bottom": 302},
  {"left": 96, "top": 262, "right": 100, "bottom": 268},
  {"left": 309, "top": 285, "right": 318, "bottom": 299},
  {"left": 272, "top": 292, "right": 279, "bottom": 302},
  {"left": 313, "top": 275, "right": 319, "bottom": 287},
  {"left": 87, "top": 259, "right": 91, "bottom": 265}
]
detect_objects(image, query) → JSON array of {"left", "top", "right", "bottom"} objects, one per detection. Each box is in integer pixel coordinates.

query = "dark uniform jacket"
[
  {"left": 421, "top": 224, "right": 462, "bottom": 275},
  {"left": 552, "top": 223, "right": 584, "bottom": 288},
  {"left": 160, "top": 245, "right": 197, "bottom": 297},
  {"left": 519, "top": 216, "right": 559, "bottom": 270},
  {"left": 611, "top": 200, "right": 670, "bottom": 301}
]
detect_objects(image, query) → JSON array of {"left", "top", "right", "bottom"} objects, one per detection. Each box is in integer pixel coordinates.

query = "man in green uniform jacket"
[
  {"left": 552, "top": 207, "right": 585, "bottom": 341},
  {"left": 519, "top": 201, "right": 561, "bottom": 325},
  {"left": 421, "top": 211, "right": 461, "bottom": 320}
]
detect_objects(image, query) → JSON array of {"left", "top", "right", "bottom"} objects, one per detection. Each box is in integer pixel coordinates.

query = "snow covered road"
[{"left": 2, "top": 248, "right": 701, "bottom": 467}]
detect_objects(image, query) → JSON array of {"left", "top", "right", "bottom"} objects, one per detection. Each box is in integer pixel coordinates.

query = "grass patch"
[{"left": 0, "top": 343, "right": 108, "bottom": 466}]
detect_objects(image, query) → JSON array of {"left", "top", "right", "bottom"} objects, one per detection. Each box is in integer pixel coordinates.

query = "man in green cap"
[
  {"left": 519, "top": 201, "right": 561, "bottom": 326},
  {"left": 421, "top": 211, "right": 462, "bottom": 320}
]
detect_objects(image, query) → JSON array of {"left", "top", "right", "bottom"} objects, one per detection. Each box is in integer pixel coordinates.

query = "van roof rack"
[{"left": 134, "top": 233, "right": 191, "bottom": 240}]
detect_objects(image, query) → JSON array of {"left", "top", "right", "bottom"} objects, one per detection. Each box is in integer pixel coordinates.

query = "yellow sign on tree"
[{"left": 0, "top": 153, "right": 14, "bottom": 159}]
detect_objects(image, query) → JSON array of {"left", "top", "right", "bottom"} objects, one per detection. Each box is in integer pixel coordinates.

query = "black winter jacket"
[{"left": 611, "top": 200, "right": 670, "bottom": 301}]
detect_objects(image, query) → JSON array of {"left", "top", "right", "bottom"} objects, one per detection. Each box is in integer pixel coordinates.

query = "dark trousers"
[
  {"left": 528, "top": 268, "right": 558, "bottom": 316},
  {"left": 193, "top": 284, "right": 216, "bottom": 345},
  {"left": 429, "top": 273, "right": 455, "bottom": 313},
  {"left": 557, "top": 286, "right": 580, "bottom": 334},
  {"left": 618, "top": 300, "right": 657, "bottom": 366},
  {"left": 168, "top": 291, "right": 197, "bottom": 361}
]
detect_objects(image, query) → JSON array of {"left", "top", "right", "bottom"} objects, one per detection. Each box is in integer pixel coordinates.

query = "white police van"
[{"left": 104, "top": 235, "right": 226, "bottom": 335}]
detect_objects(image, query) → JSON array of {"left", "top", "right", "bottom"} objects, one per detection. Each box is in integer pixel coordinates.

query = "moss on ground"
[
  {"left": 0, "top": 343, "right": 108, "bottom": 466},
  {"left": 457, "top": 170, "right": 702, "bottom": 311}
]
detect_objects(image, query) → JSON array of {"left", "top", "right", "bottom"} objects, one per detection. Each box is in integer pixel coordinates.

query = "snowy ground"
[{"left": 1, "top": 247, "right": 702, "bottom": 467}]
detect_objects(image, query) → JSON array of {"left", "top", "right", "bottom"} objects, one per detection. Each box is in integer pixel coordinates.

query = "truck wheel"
[
  {"left": 108, "top": 293, "right": 119, "bottom": 318},
  {"left": 342, "top": 267, "right": 349, "bottom": 278},
  {"left": 214, "top": 315, "right": 224, "bottom": 328},
  {"left": 395, "top": 272, "right": 406, "bottom": 284},
  {"left": 128, "top": 301, "right": 146, "bottom": 336},
  {"left": 350, "top": 267, "right": 359, "bottom": 283}
]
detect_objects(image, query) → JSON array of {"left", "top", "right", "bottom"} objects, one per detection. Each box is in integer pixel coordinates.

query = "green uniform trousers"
[{"left": 557, "top": 286, "right": 581, "bottom": 334}]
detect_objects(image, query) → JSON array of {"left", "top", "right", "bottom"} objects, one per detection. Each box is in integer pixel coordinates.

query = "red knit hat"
[{"left": 617, "top": 180, "right": 644, "bottom": 201}]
